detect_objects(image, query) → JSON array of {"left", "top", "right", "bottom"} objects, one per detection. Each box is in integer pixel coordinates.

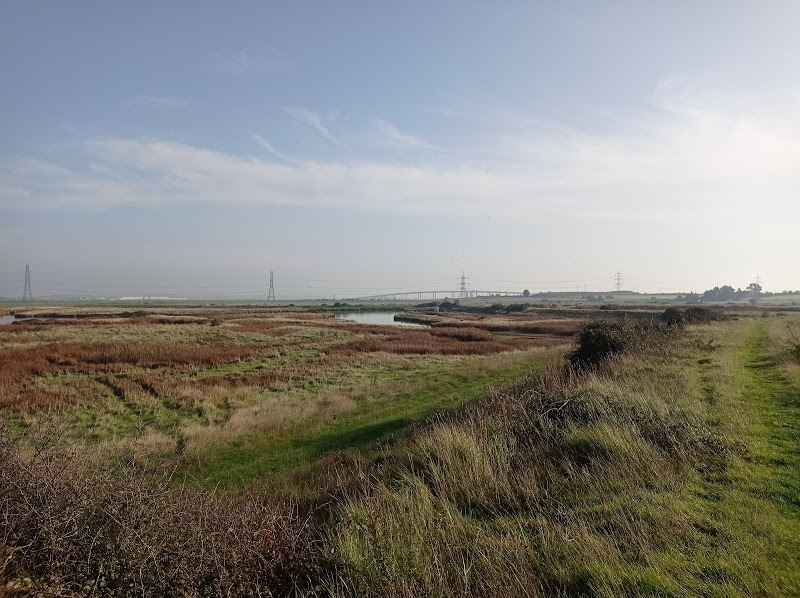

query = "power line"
[
  {"left": 26, "top": 271, "right": 457, "bottom": 285},
  {"left": 626, "top": 278, "right": 709, "bottom": 287},
  {"left": 471, "top": 276, "right": 609, "bottom": 284},
  {"left": 614, "top": 270, "right": 623, "bottom": 292},
  {"left": 19, "top": 279, "right": 269, "bottom": 290},
  {"left": 277, "top": 276, "right": 455, "bottom": 284},
  {"left": 31, "top": 271, "right": 269, "bottom": 282},
  {"left": 17, "top": 277, "right": 455, "bottom": 293}
]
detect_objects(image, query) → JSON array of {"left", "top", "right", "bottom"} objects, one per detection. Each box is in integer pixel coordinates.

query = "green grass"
[
  {"left": 181, "top": 353, "right": 554, "bottom": 488},
  {"left": 324, "top": 317, "right": 800, "bottom": 597}
]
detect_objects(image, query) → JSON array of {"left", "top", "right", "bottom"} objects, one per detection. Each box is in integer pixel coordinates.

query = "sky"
[{"left": 1, "top": 1, "right": 799, "bottom": 299}]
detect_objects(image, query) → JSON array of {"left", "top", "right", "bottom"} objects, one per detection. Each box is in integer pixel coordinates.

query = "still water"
[
  {"left": 334, "top": 312, "right": 425, "bottom": 327},
  {"left": 0, "top": 315, "right": 22, "bottom": 325}
]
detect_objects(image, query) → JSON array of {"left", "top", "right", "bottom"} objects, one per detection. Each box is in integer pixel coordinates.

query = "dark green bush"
[
  {"left": 504, "top": 303, "right": 529, "bottom": 313},
  {"left": 661, "top": 306, "right": 726, "bottom": 327},
  {"left": 566, "top": 320, "right": 630, "bottom": 369},
  {"left": 566, "top": 319, "right": 669, "bottom": 370}
]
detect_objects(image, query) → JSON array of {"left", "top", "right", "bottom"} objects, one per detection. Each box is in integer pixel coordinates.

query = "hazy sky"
[{"left": 1, "top": 2, "right": 799, "bottom": 299}]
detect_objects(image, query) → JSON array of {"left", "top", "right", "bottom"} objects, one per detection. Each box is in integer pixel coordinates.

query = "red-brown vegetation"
[
  {"left": 0, "top": 341, "right": 279, "bottom": 413},
  {"left": 333, "top": 328, "right": 531, "bottom": 356},
  {"left": 433, "top": 316, "right": 588, "bottom": 336},
  {"left": 0, "top": 422, "right": 315, "bottom": 596},
  {"left": 429, "top": 326, "right": 495, "bottom": 342}
]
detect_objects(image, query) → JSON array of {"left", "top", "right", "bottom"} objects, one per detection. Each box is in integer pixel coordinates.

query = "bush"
[
  {"left": 566, "top": 320, "right": 667, "bottom": 370},
  {"left": 415, "top": 301, "right": 440, "bottom": 308},
  {"left": 504, "top": 303, "right": 529, "bottom": 314},
  {"left": 566, "top": 320, "right": 631, "bottom": 369},
  {"left": 660, "top": 307, "right": 686, "bottom": 328},
  {"left": 438, "top": 301, "right": 457, "bottom": 312},
  {"left": 661, "top": 306, "right": 726, "bottom": 328},
  {"left": 0, "top": 422, "right": 315, "bottom": 596}
]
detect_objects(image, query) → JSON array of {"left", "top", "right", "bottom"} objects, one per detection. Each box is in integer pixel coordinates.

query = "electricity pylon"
[
  {"left": 267, "top": 269, "right": 276, "bottom": 301},
  {"left": 459, "top": 271, "right": 468, "bottom": 298},
  {"left": 22, "top": 263, "right": 33, "bottom": 301},
  {"left": 614, "top": 270, "right": 623, "bottom": 292}
]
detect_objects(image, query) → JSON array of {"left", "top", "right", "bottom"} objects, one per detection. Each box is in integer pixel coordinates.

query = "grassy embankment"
[{"left": 323, "top": 314, "right": 800, "bottom": 597}]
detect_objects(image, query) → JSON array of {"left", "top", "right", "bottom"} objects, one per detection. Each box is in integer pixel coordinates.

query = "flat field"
[{"left": 0, "top": 302, "right": 577, "bottom": 487}]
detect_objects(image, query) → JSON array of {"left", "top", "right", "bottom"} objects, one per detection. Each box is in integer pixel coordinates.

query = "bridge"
[{"left": 348, "top": 290, "right": 527, "bottom": 301}]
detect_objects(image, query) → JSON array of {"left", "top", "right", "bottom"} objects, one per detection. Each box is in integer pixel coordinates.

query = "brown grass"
[
  {"left": 431, "top": 316, "right": 588, "bottom": 336},
  {"left": 429, "top": 326, "right": 495, "bottom": 342},
  {"left": 229, "top": 318, "right": 300, "bottom": 335},
  {"left": 0, "top": 421, "right": 316, "bottom": 596},
  {"left": 0, "top": 319, "right": 97, "bottom": 334},
  {"left": 0, "top": 341, "right": 279, "bottom": 413},
  {"left": 333, "top": 328, "right": 531, "bottom": 355}
]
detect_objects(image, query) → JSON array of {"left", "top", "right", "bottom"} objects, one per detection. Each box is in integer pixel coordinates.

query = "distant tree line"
[{"left": 676, "top": 283, "right": 800, "bottom": 305}]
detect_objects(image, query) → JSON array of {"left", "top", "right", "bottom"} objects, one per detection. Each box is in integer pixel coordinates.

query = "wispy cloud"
[
  {"left": 209, "top": 49, "right": 292, "bottom": 75},
  {"left": 363, "top": 118, "right": 429, "bottom": 151},
  {"left": 253, "top": 135, "right": 291, "bottom": 162},
  {"left": 282, "top": 107, "right": 337, "bottom": 143},
  {"left": 126, "top": 96, "right": 192, "bottom": 110},
  {"left": 3, "top": 89, "right": 799, "bottom": 239}
]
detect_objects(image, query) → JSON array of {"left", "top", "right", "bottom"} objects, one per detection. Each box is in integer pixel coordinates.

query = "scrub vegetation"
[{"left": 1, "top": 302, "right": 799, "bottom": 596}]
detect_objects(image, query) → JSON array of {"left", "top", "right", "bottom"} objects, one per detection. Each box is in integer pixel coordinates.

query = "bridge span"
[{"left": 349, "top": 290, "right": 526, "bottom": 301}]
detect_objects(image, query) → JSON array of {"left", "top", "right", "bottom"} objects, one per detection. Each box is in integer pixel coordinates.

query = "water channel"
[
  {"left": 0, "top": 312, "right": 426, "bottom": 327},
  {"left": 0, "top": 315, "right": 25, "bottom": 325},
  {"left": 334, "top": 311, "right": 426, "bottom": 327}
]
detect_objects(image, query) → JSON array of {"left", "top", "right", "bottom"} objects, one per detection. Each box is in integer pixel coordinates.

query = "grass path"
[
  {"left": 742, "top": 322, "right": 800, "bottom": 509},
  {"left": 180, "top": 356, "right": 554, "bottom": 488},
  {"left": 687, "top": 319, "right": 800, "bottom": 596}
]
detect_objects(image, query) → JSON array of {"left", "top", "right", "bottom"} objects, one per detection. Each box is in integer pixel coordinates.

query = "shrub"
[
  {"left": 504, "top": 303, "right": 529, "bottom": 314},
  {"left": 0, "top": 422, "right": 315, "bottom": 596},
  {"left": 660, "top": 307, "right": 686, "bottom": 328},
  {"left": 566, "top": 320, "right": 631, "bottom": 369},
  {"left": 415, "top": 301, "right": 440, "bottom": 308},
  {"left": 566, "top": 320, "right": 667, "bottom": 370},
  {"left": 661, "top": 306, "right": 726, "bottom": 327},
  {"left": 438, "top": 301, "right": 457, "bottom": 312}
]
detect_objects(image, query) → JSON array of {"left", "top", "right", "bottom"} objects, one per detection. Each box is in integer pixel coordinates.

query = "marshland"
[
  {"left": 2, "top": 299, "right": 799, "bottom": 596},
  {"left": 0, "top": 302, "right": 578, "bottom": 486}
]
